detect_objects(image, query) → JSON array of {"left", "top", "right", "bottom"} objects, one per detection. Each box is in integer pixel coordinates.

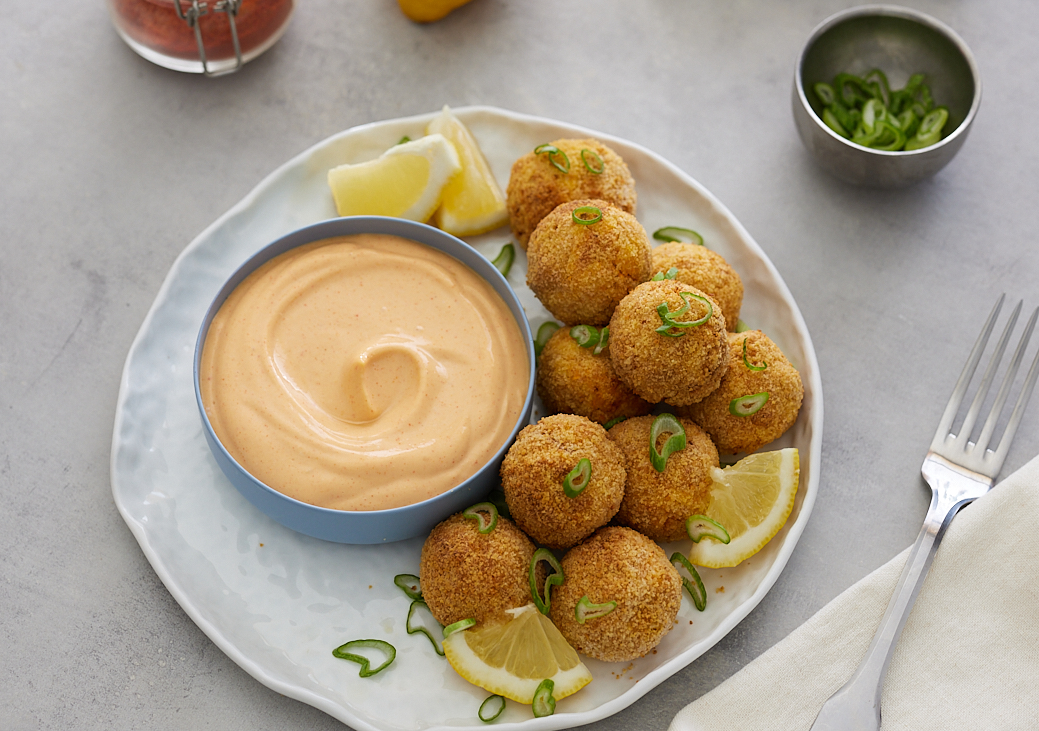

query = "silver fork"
[{"left": 810, "top": 295, "right": 1039, "bottom": 731}]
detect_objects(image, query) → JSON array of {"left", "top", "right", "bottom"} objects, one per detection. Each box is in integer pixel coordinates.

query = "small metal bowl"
[
  {"left": 193, "top": 217, "right": 535, "bottom": 544},
  {"left": 793, "top": 5, "right": 981, "bottom": 187}
]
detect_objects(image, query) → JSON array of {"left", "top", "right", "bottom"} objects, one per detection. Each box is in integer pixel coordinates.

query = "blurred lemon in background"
[{"left": 398, "top": 0, "right": 477, "bottom": 23}]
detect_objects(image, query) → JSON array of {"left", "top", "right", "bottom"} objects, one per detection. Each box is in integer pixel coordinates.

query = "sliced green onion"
[
  {"left": 397, "top": 135, "right": 412, "bottom": 145},
  {"left": 602, "top": 415, "right": 628, "bottom": 430},
  {"left": 905, "top": 107, "right": 949, "bottom": 151},
  {"left": 735, "top": 319, "right": 750, "bottom": 333},
  {"left": 822, "top": 108, "right": 850, "bottom": 138},
  {"left": 534, "top": 321, "right": 561, "bottom": 358},
  {"left": 670, "top": 552, "right": 707, "bottom": 611},
  {"left": 463, "top": 502, "right": 498, "bottom": 534},
  {"left": 742, "top": 337, "right": 767, "bottom": 371},
  {"left": 563, "top": 458, "right": 591, "bottom": 498},
  {"left": 575, "top": 595, "right": 617, "bottom": 623},
  {"left": 652, "top": 226, "right": 704, "bottom": 246},
  {"left": 686, "top": 515, "right": 731, "bottom": 544},
  {"left": 580, "top": 148, "right": 605, "bottom": 174},
  {"left": 534, "top": 143, "right": 570, "bottom": 173},
  {"left": 863, "top": 68, "right": 891, "bottom": 107},
  {"left": 729, "top": 392, "right": 769, "bottom": 417},
  {"left": 651, "top": 267, "right": 680, "bottom": 282},
  {"left": 812, "top": 82, "right": 836, "bottom": 106},
  {"left": 655, "top": 292, "right": 713, "bottom": 336},
  {"left": 479, "top": 694, "right": 506, "bottom": 723},
  {"left": 491, "top": 243, "right": 514, "bottom": 278},
  {"left": 529, "top": 548, "right": 564, "bottom": 615},
  {"left": 406, "top": 600, "right": 445, "bottom": 656},
  {"left": 332, "top": 639, "right": 396, "bottom": 677},
  {"left": 649, "top": 413, "right": 686, "bottom": 472},
  {"left": 569, "top": 324, "right": 600, "bottom": 348},
  {"left": 486, "top": 488, "right": 511, "bottom": 520},
  {"left": 532, "top": 679, "right": 556, "bottom": 718},
  {"left": 572, "top": 205, "right": 602, "bottom": 225},
  {"left": 394, "top": 573, "right": 422, "bottom": 600},
  {"left": 443, "top": 618, "right": 476, "bottom": 637},
  {"left": 592, "top": 326, "right": 610, "bottom": 355}
]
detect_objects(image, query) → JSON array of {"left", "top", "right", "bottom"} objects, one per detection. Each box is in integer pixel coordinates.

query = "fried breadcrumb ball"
[
  {"left": 507, "top": 138, "right": 638, "bottom": 248},
  {"left": 420, "top": 512, "right": 537, "bottom": 627},
  {"left": 550, "top": 526, "right": 682, "bottom": 662},
  {"left": 500, "top": 414, "right": 626, "bottom": 549},
  {"left": 651, "top": 242, "right": 744, "bottom": 331},
  {"left": 609, "top": 280, "right": 729, "bottom": 406},
  {"left": 527, "top": 200, "right": 652, "bottom": 326},
  {"left": 608, "top": 414, "right": 718, "bottom": 542},
  {"left": 536, "top": 326, "right": 652, "bottom": 425},
  {"left": 677, "top": 330, "right": 804, "bottom": 454}
]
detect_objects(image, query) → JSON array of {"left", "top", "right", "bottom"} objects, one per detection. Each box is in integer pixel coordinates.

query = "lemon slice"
[
  {"left": 425, "top": 105, "right": 508, "bottom": 236},
  {"left": 327, "top": 133, "right": 461, "bottom": 221},
  {"left": 443, "top": 604, "right": 592, "bottom": 704},
  {"left": 688, "top": 448, "right": 799, "bottom": 569}
]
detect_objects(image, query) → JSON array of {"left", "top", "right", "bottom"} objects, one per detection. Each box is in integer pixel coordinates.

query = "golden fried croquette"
[
  {"left": 507, "top": 138, "right": 638, "bottom": 248},
  {"left": 677, "top": 330, "right": 804, "bottom": 454},
  {"left": 420, "top": 512, "right": 537, "bottom": 627},
  {"left": 608, "top": 280, "right": 729, "bottom": 406},
  {"left": 500, "top": 414, "right": 626, "bottom": 549},
  {"left": 527, "top": 200, "right": 652, "bottom": 326},
  {"left": 550, "top": 526, "right": 682, "bottom": 662},
  {"left": 651, "top": 242, "right": 744, "bottom": 331},
  {"left": 536, "top": 326, "right": 652, "bottom": 425},
  {"left": 608, "top": 414, "right": 718, "bottom": 542}
]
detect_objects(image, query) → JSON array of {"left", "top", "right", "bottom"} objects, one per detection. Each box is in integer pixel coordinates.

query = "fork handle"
[{"left": 808, "top": 488, "right": 969, "bottom": 731}]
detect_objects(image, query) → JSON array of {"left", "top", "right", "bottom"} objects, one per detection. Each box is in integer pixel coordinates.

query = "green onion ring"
[
  {"left": 393, "top": 573, "right": 422, "bottom": 600},
  {"left": 397, "top": 135, "right": 412, "bottom": 145},
  {"left": 569, "top": 324, "right": 600, "bottom": 348},
  {"left": 651, "top": 267, "right": 680, "bottom": 282},
  {"left": 479, "top": 694, "right": 506, "bottom": 723},
  {"left": 491, "top": 243, "right": 515, "bottom": 278},
  {"left": 602, "top": 415, "right": 627, "bottom": 430},
  {"left": 686, "top": 515, "right": 731, "bottom": 544},
  {"left": 652, "top": 226, "right": 704, "bottom": 246},
  {"left": 563, "top": 458, "right": 591, "bottom": 498},
  {"left": 406, "top": 600, "right": 445, "bottom": 656},
  {"left": 443, "top": 618, "right": 476, "bottom": 638},
  {"left": 592, "top": 326, "right": 610, "bottom": 355},
  {"left": 734, "top": 319, "right": 750, "bottom": 333},
  {"left": 332, "top": 639, "right": 396, "bottom": 677},
  {"left": 534, "top": 143, "right": 570, "bottom": 173},
  {"left": 655, "top": 292, "right": 713, "bottom": 335},
  {"left": 742, "top": 337, "right": 767, "bottom": 371},
  {"left": 575, "top": 595, "right": 617, "bottom": 623},
  {"left": 580, "top": 148, "right": 605, "bottom": 174},
  {"left": 532, "top": 679, "right": 556, "bottom": 718},
  {"left": 729, "top": 392, "right": 769, "bottom": 417},
  {"left": 649, "top": 413, "right": 686, "bottom": 472},
  {"left": 670, "top": 552, "right": 707, "bottom": 611},
  {"left": 486, "top": 488, "right": 511, "bottom": 520},
  {"left": 572, "top": 205, "right": 602, "bottom": 225},
  {"left": 463, "top": 502, "right": 498, "bottom": 534},
  {"left": 534, "top": 321, "right": 561, "bottom": 358},
  {"left": 529, "top": 548, "right": 564, "bottom": 615}
]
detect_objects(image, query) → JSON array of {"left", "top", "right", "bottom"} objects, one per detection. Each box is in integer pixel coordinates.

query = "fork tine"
[
  {"left": 958, "top": 300, "right": 1022, "bottom": 445},
  {"left": 932, "top": 294, "right": 1004, "bottom": 450},
  {"left": 986, "top": 306, "right": 1039, "bottom": 469}
]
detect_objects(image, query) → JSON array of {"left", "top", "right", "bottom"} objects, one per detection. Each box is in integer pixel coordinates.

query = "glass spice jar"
[{"left": 108, "top": 0, "right": 295, "bottom": 76}]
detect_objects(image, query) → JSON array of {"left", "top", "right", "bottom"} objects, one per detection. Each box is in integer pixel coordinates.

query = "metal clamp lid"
[{"left": 172, "top": 0, "right": 243, "bottom": 76}]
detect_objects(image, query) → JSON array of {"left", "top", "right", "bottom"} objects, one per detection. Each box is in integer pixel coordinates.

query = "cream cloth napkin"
[{"left": 670, "top": 454, "right": 1039, "bottom": 731}]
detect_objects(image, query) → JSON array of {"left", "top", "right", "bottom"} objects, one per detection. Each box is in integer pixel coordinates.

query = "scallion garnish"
[
  {"left": 655, "top": 292, "right": 713, "bottom": 336},
  {"left": 670, "top": 552, "right": 707, "bottom": 611},
  {"left": 563, "top": 458, "right": 591, "bottom": 498},
  {"left": 729, "top": 392, "right": 769, "bottom": 417},
  {"left": 397, "top": 135, "right": 412, "bottom": 145},
  {"left": 394, "top": 573, "right": 423, "bottom": 600},
  {"left": 534, "top": 143, "right": 571, "bottom": 173},
  {"left": 479, "top": 694, "right": 506, "bottom": 723},
  {"left": 649, "top": 413, "right": 686, "bottom": 472},
  {"left": 406, "top": 600, "right": 445, "bottom": 656},
  {"left": 580, "top": 148, "right": 605, "bottom": 174},
  {"left": 686, "top": 515, "right": 731, "bottom": 544},
  {"left": 742, "top": 337, "right": 767, "bottom": 371},
  {"left": 491, "top": 243, "right": 515, "bottom": 278},
  {"left": 487, "top": 488, "right": 511, "bottom": 520},
  {"left": 603, "top": 415, "right": 628, "bottom": 430},
  {"left": 651, "top": 267, "right": 680, "bottom": 281},
  {"left": 531, "top": 679, "right": 556, "bottom": 718},
  {"left": 529, "top": 548, "right": 564, "bottom": 615},
  {"left": 463, "top": 502, "right": 498, "bottom": 534},
  {"left": 575, "top": 595, "right": 617, "bottom": 623},
  {"left": 332, "top": 639, "right": 396, "bottom": 677},
  {"left": 534, "top": 321, "right": 561, "bottom": 358},
  {"left": 735, "top": 319, "right": 750, "bottom": 333},
  {"left": 592, "top": 326, "right": 610, "bottom": 355},
  {"left": 572, "top": 205, "right": 602, "bottom": 225},
  {"left": 652, "top": 226, "right": 704, "bottom": 246},
  {"left": 569, "top": 324, "right": 600, "bottom": 348},
  {"left": 443, "top": 618, "right": 476, "bottom": 637}
]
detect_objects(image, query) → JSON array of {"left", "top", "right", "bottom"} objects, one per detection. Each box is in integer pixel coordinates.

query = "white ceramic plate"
[{"left": 111, "top": 107, "right": 823, "bottom": 731}]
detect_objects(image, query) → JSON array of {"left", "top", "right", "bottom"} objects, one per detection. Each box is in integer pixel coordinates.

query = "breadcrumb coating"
[
  {"left": 651, "top": 242, "right": 743, "bottom": 331},
  {"left": 506, "top": 138, "right": 637, "bottom": 248},
  {"left": 500, "top": 414, "right": 626, "bottom": 549},
  {"left": 550, "top": 526, "right": 682, "bottom": 662}
]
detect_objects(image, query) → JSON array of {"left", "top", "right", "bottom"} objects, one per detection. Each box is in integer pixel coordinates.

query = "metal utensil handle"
[{"left": 173, "top": 0, "right": 243, "bottom": 76}]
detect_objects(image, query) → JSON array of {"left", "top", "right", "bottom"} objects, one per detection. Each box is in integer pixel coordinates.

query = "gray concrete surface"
[{"left": 2, "top": 1, "right": 1037, "bottom": 729}]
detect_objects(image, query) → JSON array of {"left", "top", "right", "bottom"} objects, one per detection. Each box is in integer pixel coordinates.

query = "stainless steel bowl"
[{"left": 793, "top": 5, "right": 981, "bottom": 187}]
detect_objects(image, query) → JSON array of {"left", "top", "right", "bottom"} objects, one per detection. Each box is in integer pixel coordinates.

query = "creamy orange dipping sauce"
[{"left": 200, "top": 234, "right": 529, "bottom": 511}]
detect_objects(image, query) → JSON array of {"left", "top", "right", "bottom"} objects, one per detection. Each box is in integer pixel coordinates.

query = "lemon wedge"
[
  {"left": 443, "top": 604, "right": 592, "bottom": 704},
  {"left": 426, "top": 105, "right": 508, "bottom": 236},
  {"left": 327, "top": 133, "right": 461, "bottom": 221},
  {"left": 688, "top": 448, "right": 799, "bottom": 569},
  {"left": 397, "top": 0, "right": 476, "bottom": 23}
]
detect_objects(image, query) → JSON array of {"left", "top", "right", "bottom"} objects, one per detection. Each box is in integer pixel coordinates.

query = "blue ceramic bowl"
[{"left": 193, "top": 217, "right": 535, "bottom": 544}]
